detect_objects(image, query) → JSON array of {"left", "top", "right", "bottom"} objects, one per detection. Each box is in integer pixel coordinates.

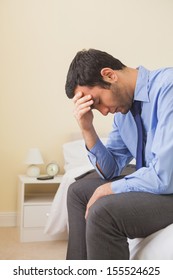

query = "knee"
[
  {"left": 87, "top": 197, "right": 111, "bottom": 227},
  {"left": 67, "top": 180, "right": 88, "bottom": 207},
  {"left": 67, "top": 181, "right": 80, "bottom": 202},
  {"left": 86, "top": 195, "right": 123, "bottom": 231}
]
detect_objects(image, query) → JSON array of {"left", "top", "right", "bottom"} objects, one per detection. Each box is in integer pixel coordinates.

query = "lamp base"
[{"left": 26, "top": 165, "right": 40, "bottom": 177}]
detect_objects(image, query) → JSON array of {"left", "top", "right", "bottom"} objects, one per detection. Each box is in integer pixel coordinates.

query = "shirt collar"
[{"left": 134, "top": 66, "right": 150, "bottom": 103}]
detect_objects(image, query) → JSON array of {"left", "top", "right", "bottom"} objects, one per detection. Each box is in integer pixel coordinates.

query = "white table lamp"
[{"left": 25, "top": 148, "right": 44, "bottom": 177}]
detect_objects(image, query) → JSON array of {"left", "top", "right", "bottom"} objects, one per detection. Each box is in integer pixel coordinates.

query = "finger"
[
  {"left": 85, "top": 200, "right": 92, "bottom": 219},
  {"left": 73, "top": 106, "right": 91, "bottom": 119},
  {"left": 85, "top": 199, "right": 91, "bottom": 219},
  {"left": 85, "top": 208, "right": 88, "bottom": 219},
  {"left": 76, "top": 99, "right": 94, "bottom": 110},
  {"left": 85, "top": 195, "right": 95, "bottom": 219},
  {"left": 73, "top": 91, "right": 83, "bottom": 102},
  {"left": 74, "top": 94, "right": 93, "bottom": 105},
  {"left": 74, "top": 99, "right": 94, "bottom": 120}
]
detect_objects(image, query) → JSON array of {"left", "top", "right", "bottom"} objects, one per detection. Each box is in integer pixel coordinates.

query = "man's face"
[{"left": 74, "top": 83, "right": 133, "bottom": 116}]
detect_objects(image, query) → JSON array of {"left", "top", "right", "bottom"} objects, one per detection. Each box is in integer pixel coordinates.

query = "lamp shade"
[{"left": 24, "top": 148, "right": 44, "bottom": 165}]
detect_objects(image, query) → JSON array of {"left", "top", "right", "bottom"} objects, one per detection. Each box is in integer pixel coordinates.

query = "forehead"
[
  {"left": 74, "top": 85, "right": 92, "bottom": 95},
  {"left": 74, "top": 85, "right": 105, "bottom": 98}
]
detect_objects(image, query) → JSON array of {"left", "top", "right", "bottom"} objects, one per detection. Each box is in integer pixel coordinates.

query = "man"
[{"left": 65, "top": 48, "right": 173, "bottom": 259}]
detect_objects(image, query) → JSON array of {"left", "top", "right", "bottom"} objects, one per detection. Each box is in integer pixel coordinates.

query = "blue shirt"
[{"left": 88, "top": 66, "right": 173, "bottom": 194}]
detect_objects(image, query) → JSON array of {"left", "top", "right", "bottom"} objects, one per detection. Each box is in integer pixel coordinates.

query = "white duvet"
[{"left": 44, "top": 164, "right": 93, "bottom": 236}]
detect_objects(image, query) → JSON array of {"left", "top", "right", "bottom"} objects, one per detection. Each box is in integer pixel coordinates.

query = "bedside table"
[{"left": 17, "top": 175, "right": 63, "bottom": 242}]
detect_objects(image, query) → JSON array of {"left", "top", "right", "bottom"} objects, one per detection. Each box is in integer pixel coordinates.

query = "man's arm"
[
  {"left": 73, "top": 91, "right": 98, "bottom": 149},
  {"left": 73, "top": 91, "right": 107, "bottom": 175},
  {"left": 73, "top": 91, "right": 132, "bottom": 178}
]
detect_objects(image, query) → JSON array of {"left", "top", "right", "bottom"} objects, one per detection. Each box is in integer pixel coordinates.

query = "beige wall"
[{"left": 0, "top": 0, "right": 173, "bottom": 212}]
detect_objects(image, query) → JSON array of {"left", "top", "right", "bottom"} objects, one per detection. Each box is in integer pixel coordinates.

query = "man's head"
[
  {"left": 65, "top": 49, "right": 137, "bottom": 115},
  {"left": 65, "top": 48, "right": 126, "bottom": 99}
]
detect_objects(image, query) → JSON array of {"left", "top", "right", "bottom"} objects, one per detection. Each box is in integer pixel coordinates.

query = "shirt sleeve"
[{"left": 88, "top": 117, "right": 133, "bottom": 179}]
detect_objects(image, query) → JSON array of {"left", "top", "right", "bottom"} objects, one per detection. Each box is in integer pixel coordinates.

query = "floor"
[{"left": 0, "top": 227, "right": 67, "bottom": 260}]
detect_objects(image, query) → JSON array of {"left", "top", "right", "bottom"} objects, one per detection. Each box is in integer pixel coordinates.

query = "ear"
[{"left": 100, "top": 68, "right": 118, "bottom": 83}]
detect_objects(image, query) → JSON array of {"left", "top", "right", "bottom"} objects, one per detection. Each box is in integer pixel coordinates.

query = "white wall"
[{"left": 0, "top": 0, "right": 173, "bottom": 212}]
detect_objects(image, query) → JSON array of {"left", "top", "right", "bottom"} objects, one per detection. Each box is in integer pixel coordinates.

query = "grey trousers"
[{"left": 66, "top": 169, "right": 173, "bottom": 260}]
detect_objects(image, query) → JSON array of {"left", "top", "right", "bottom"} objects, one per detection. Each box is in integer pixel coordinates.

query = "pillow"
[
  {"left": 63, "top": 138, "right": 108, "bottom": 172},
  {"left": 63, "top": 139, "right": 91, "bottom": 171}
]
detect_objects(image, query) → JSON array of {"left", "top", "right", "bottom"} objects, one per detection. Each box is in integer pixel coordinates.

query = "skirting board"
[{"left": 0, "top": 212, "right": 17, "bottom": 227}]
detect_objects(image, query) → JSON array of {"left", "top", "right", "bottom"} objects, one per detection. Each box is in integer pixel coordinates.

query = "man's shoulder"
[
  {"left": 150, "top": 67, "right": 173, "bottom": 79},
  {"left": 148, "top": 67, "right": 173, "bottom": 89}
]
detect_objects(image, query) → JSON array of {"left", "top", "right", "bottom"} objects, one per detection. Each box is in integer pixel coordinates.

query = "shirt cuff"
[
  {"left": 87, "top": 138, "right": 106, "bottom": 165},
  {"left": 111, "top": 178, "right": 128, "bottom": 193},
  {"left": 87, "top": 139, "right": 108, "bottom": 179}
]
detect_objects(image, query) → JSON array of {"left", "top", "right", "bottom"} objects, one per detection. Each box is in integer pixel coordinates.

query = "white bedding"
[
  {"left": 45, "top": 139, "right": 173, "bottom": 259},
  {"left": 44, "top": 164, "right": 93, "bottom": 236},
  {"left": 45, "top": 139, "right": 94, "bottom": 236}
]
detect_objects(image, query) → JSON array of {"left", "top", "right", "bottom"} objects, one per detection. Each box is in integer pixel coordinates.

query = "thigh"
[
  {"left": 88, "top": 191, "right": 173, "bottom": 238},
  {"left": 68, "top": 165, "right": 136, "bottom": 205},
  {"left": 68, "top": 165, "right": 135, "bottom": 204},
  {"left": 68, "top": 170, "right": 108, "bottom": 205}
]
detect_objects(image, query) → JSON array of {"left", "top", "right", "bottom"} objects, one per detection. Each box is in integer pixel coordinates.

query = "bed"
[{"left": 45, "top": 138, "right": 173, "bottom": 259}]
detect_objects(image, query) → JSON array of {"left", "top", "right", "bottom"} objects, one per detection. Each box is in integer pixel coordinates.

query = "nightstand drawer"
[{"left": 23, "top": 205, "right": 51, "bottom": 228}]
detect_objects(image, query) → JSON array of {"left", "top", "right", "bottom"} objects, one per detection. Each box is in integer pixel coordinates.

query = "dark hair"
[{"left": 65, "top": 48, "right": 126, "bottom": 99}]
